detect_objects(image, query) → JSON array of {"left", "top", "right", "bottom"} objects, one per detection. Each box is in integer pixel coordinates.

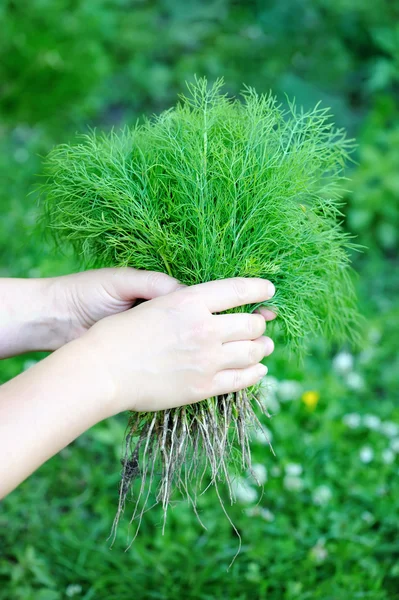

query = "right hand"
[{"left": 83, "top": 277, "right": 276, "bottom": 414}]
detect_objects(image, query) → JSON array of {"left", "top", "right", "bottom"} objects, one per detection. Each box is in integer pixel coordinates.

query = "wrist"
[
  {"left": 70, "top": 330, "right": 120, "bottom": 419},
  {"left": 49, "top": 334, "right": 119, "bottom": 422},
  {"left": 0, "top": 277, "right": 72, "bottom": 358}
]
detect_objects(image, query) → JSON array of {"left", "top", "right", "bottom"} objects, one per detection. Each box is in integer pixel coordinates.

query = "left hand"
[{"left": 47, "top": 268, "right": 182, "bottom": 347}]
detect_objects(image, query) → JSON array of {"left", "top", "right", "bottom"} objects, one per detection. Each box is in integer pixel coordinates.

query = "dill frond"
[{"left": 38, "top": 78, "right": 360, "bottom": 543}]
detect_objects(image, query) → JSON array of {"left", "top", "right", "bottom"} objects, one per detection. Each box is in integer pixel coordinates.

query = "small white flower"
[
  {"left": 271, "top": 465, "right": 281, "bottom": 477},
  {"left": 245, "top": 506, "right": 275, "bottom": 522},
  {"left": 333, "top": 351, "right": 354, "bottom": 374},
  {"left": 245, "top": 506, "right": 260, "bottom": 517},
  {"left": 258, "top": 377, "right": 280, "bottom": 414},
  {"left": 277, "top": 380, "right": 302, "bottom": 402},
  {"left": 382, "top": 449, "right": 395, "bottom": 464},
  {"left": 368, "top": 328, "right": 381, "bottom": 344},
  {"left": 361, "top": 511, "right": 375, "bottom": 524},
  {"left": 66, "top": 584, "right": 82, "bottom": 598},
  {"left": 260, "top": 375, "right": 278, "bottom": 390},
  {"left": 342, "top": 413, "right": 361, "bottom": 429},
  {"left": 250, "top": 463, "right": 268, "bottom": 485},
  {"left": 390, "top": 438, "right": 399, "bottom": 453},
  {"left": 283, "top": 475, "right": 304, "bottom": 492},
  {"left": 285, "top": 463, "right": 303, "bottom": 476},
  {"left": 363, "top": 414, "right": 381, "bottom": 430},
  {"left": 312, "top": 485, "right": 332, "bottom": 506},
  {"left": 259, "top": 508, "right": 275, "bottom": 522},
  {"left": 232, "top": 478, "right": 257, "bottom": 504},
  {"left": 252, "top": 425, "right": 273, "bottom": 446},
  {"left": 345, "top": 372, "right": 365, "bottom": 391},
  {"left": 381, "top": 422, "right": 399, "bottom": 438},
  {"left": 359, "top": 446, "right": 374, "bottom": 464},
  {"left": 310, "top": 539, "right": 328, "bottom": 564}
]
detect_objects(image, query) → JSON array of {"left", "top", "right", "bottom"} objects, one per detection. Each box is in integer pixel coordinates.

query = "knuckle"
[
  {"left": 248, "top": 342, "right": 262, "bottom": 365},
  {"left": 189, "top": 319, "right": 214, "bottom": 343},
  {"left": 247, "top": 314, "right": 265, "bottom": 338},
  {"left": 232, "top": 369, "right": 243, "bottom": 390},
  {"left": 146, "top": 271, "right": 164, "bottom": 293},
  {"left": 232, "top": 278, "right": 250, "bottom": 304}
]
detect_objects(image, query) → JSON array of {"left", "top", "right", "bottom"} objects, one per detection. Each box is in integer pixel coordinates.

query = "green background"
[{"left": 0, "top": 1, "right": 398, "bottom": 598}]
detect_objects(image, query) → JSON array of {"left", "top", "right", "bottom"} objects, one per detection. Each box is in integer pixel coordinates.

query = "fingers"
[
  {"left": 211, "top": 364, "right": 268, "bottom": 397},
  {"left": 105, "top": 268, "right": 182, "bottom": 301},
  {"left": 186, "top": 277, "right": 275, "bottom": 313},
  {"left": 255, "top": 307, "right": 277, "bottom": 321},
  {"left": 214, "top": 312, "right": 266, "bottom": 342},
  {"left": 221, "top": 336, "right": 274, "bottom": 369}
]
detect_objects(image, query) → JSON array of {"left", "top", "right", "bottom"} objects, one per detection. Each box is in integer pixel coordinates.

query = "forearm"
[
  {"left": 0, "top": 338, "right": 115, "bottom": 497},
  {"left": 0, "top": 278, "right": 68, "bottom": 358}
]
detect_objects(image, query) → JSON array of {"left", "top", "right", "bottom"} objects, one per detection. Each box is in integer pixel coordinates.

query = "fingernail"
[
  {"left": 267, "top": 282, "right": 275, "bottom": 298},
  {"left": 257, "top": 364, "right": 268, "bottom": 377}
]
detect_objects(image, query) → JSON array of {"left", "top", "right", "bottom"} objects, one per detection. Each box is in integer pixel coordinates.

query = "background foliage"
[{"left": 0, "top": 1, "right": 398, "bottom": 598}]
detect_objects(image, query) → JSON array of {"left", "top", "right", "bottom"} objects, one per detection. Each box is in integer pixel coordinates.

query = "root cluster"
[{"left": 109, "top": 388, "right": 272, "bottom": 545}]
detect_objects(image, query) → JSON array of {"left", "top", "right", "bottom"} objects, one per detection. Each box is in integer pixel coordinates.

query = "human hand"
[
  {"left": 81, "top": 277, "right": 276, "bottom": 414},
  {"left": 48, "top": 268, "right": 182, "bottom": 347}
]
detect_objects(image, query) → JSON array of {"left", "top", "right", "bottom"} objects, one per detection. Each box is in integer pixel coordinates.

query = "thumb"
[{"left": 105, "top": 267, "right": 182, "bottom": 301}]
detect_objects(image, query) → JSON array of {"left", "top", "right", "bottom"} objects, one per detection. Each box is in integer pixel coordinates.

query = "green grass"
[{"left": 0, "top": 1, "right": 398, "bottom": 597}]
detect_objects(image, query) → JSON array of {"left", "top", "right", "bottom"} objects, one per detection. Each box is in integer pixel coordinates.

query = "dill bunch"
[{"left": 39, "top": 78, "right": 359, "bottom": 540}]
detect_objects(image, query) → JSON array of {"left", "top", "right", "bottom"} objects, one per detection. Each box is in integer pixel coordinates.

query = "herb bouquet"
[{"left": 39, "top": 78, "right": 359, "bottom": 538}]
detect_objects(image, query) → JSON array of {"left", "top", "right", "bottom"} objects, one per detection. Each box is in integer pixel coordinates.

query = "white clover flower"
[
  {"left": 345, "top": 372, "right": 365, "bottom": 391},
  {"left": 381, "top": 422, "right": 399, "bottom": 438},
  {"left": 361, "top": 511, "right": 375, "bottom": 524},
  {"left": 232, "top": 478, "right": 257, "bottom": 504},
  {"left": 368, "top": 328, "right": 381, "bottom": 344},
  {"left": 277, "top": 380, "right": 302, "bottom": 402},
  {"left": 333, "top": 351, "right": 354, "bottom": 374},
  {"left": 283, "top": 475, "right": 304, "bottom": 492},
  {"left": 382, "top": 449, "right": 395, "bottom": 464},
  {"left": 66, "top": 584, "right": 82, "bottom": 598},
  {"left": 390, "top": 438, "right": 399, "bottom": 453},
  {"left": 359, "top": 446, "right": 374, "bottom": 464},
  {"left": 285, "top": 463, "right": 303, "bottom": 476},
  {"left": 251, "top": 425, "right": 273, "bottom": 446},
  {"left": 310, "top": 540, "right": 328, "bottom": 564},
  {"left": 245, "top": 506, "right": 275, "bottom": 522},
  {"left": 312, "top": 485, "right": 332, "bottom": 506},
  {"left": 259, "top": 508, "right": 275, "bottom": 522},
  {"left": 363, "top": 414, "right": 381, "bottom": 430},
  {"left": 342, "top": 413, "right": 362, "bottom": 429},
  {"left": 250, "top": 463, "right": 268, "bottom": 485},
  {"left": 245, "top": 506, "right": 260, "bottom": 517},
  {"left": 271, "top": 465, "right": 281, "bottom": 478},
  {"left": 258, "top": 376, "right": 280, "bottom": 414}
]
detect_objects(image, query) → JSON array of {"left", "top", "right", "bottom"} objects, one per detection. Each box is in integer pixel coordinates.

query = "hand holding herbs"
[
  {"left": 0, "top": 272, "right": 274, "bottom": 499},
  {"left": 85, "top": 276, "right": 275, "bottom": 413},
  {"left": 0, "top": 268, "right": 182, "bottom": 358},
  {"left": 37, "top": 77, "right": 359, "bottom": 539}
]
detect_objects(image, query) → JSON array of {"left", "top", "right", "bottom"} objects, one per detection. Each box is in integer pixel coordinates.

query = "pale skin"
[{"left": 0, "top": 268, "right": 276, "bottom": 498}]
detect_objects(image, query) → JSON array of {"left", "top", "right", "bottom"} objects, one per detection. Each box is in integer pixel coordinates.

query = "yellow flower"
[{"left": 301, "top": 390, "right": 320, "bottom": 411}]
